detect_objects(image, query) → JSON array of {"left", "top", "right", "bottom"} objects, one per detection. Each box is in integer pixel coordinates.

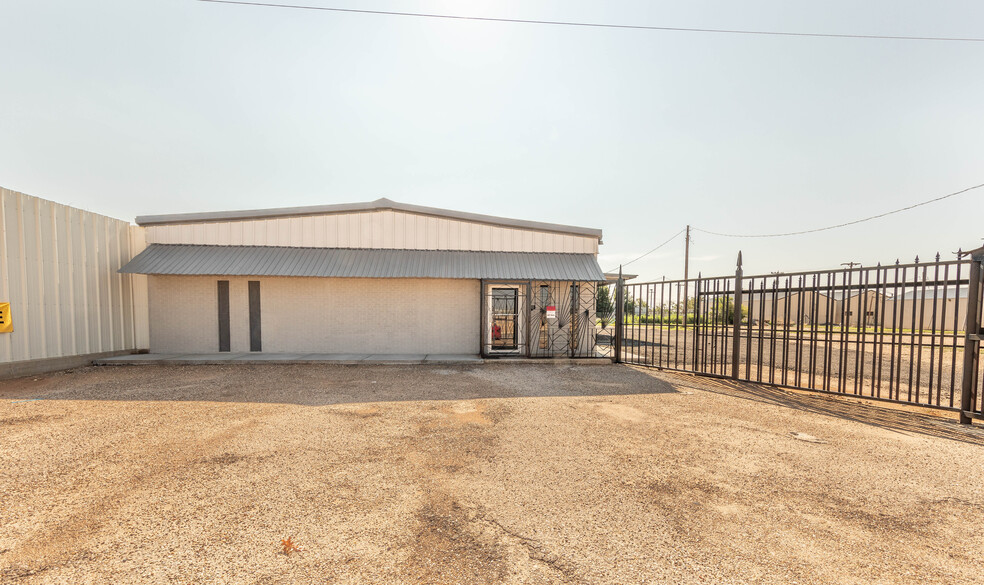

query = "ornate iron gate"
[
  {"left": 480, "top": 280, "right": 614, "bottom": 359},
  {"left": 613, "top": 249, "right": 984, "bottom": 423}
]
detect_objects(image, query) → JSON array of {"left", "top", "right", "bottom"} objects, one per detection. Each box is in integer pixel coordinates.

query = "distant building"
[{"left": 743, "top": 286, "right": 969, "bottom": 331}]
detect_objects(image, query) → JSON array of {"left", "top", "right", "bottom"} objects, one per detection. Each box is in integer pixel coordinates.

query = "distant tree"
[
  {"left": 679, "top": 297, "right": 698, "bottom": 324},
  {"left": 711, "top": 297, "right": 747, "bottom": 324},
  {"left": 623, "top": 294, "right": 647, "bottom": 319},
  {"left": 596, "top": 285, "right": 615, "bottom": 328}
]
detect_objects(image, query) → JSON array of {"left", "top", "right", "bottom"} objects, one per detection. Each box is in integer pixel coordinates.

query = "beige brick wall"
[
  {"left": 148, "top": 275, "right": 479, "bottom": 354},
  {"left": 148, "top": 276, "right": 218, "bottom": 354}
]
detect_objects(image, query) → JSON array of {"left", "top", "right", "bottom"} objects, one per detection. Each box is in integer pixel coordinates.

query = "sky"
[{"left": 2, "top": 0, "right": 983, "bottom": 281}]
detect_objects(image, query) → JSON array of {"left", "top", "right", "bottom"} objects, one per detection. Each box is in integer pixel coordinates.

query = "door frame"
[{"left": 479, "top": 280, "right": 531, "bottom": 357}]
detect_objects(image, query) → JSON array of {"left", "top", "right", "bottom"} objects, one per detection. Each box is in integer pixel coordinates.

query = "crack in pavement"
[{"left": 470, "top": 509, "right": 588, "bottom": 585}]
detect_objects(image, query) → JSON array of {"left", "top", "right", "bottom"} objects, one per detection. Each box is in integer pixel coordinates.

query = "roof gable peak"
[{"left": 135, "top": 198, "right": 603, "bottom": 240}]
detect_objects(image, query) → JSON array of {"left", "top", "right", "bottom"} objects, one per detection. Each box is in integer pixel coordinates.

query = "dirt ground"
[{"left": 2, "top": 363, "right": 984, "bottom": 585}]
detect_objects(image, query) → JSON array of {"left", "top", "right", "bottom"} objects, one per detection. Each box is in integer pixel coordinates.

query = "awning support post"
[{"left": 615, "top": 266, "right": 624, "bottom": 363}]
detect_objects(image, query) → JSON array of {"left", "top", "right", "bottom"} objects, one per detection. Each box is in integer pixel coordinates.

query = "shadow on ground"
[
  {"left": 0, "top": 363, "right": 678, "bottom": 407},
  {"left": 657, "top": 370, "right": 984, "bottom": 446},
  {"left": 7, "top": 362, "right": 981, "bottom": 447}
]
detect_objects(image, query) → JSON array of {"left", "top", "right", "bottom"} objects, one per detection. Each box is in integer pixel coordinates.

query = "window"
[{"left": 217, "top": 281, "right": 230, "bottom": 352}]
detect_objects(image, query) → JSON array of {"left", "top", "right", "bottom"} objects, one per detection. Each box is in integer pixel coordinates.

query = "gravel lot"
[{"left": 2, "top": 363, "right": 984, "bottom": 584}]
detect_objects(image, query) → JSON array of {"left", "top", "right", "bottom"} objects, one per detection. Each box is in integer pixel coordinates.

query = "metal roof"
[
  {"left": 900, "top": 286, "right": 968, "bottom": 300},
  {"left": 744, "top": 290, "right": 884, "bottom": 301},
  {"left": 135, "top": 197, "right": 603, "bottom": 239},
  {"left": 120, "top": 244, "right": 607, "bottom": 281},
  {"left": 603, "top": 272, "right": 638, "bottom": 282}
]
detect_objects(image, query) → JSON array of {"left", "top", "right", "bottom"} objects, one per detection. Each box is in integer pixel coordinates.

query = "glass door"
[{"left": 490, "top": 288, "right": 518, "bottom": 350}]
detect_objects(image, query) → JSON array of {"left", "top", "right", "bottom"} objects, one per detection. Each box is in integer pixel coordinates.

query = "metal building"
[
  {"left": 120, "top": 198, "right": 609, "bottom": 358},
  {"left": 0, "top": 188, "right": 150, "bottom": 378}
]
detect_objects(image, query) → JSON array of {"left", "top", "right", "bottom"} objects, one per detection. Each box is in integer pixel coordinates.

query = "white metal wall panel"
[
  {"left": 0, "top": 188, "right": 149, "bottom": 363},
  {"left": 144, "top": 209, "right": 600, "bottom": 254}
]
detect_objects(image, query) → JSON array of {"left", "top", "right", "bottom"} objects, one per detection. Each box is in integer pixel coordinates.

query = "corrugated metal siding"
[
  {"left": 144, "top": 210, "right": 600, "bottom": 254},
  {"left": 121, "top": 244, "right": 607, "bottom": 282},
  {"left": 0, "top": 188, "right": 150, "bottom": 363},
  {"left": 136, "top": 197, "right": 603, "bottom": 238}
]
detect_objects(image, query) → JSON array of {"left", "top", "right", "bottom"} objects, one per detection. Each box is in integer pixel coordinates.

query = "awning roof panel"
[{"left": 120, "top": 244, "right": 607, "bottom": 281}]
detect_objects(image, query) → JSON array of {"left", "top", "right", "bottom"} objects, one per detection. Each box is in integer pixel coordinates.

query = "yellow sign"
[{"left": 0, "top": 302, "right": 11, "bottom": 333}]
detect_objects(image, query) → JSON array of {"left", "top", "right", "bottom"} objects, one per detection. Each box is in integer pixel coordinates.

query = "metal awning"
[{"left": 120, "top": 244, "right": 607, "bottom": 281}]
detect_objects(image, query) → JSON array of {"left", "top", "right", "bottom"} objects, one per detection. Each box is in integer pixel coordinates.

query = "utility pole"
[
  {"left": 683, "top": 225, "right": 691, "bottom": 320},
  {"left": 684, "top": 225, "right": 691, "bottom": 282}
]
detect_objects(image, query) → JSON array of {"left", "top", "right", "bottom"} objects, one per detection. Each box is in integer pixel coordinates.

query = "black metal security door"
[{"left": 491, "top": 288, "right": 519, "bottom": 350}]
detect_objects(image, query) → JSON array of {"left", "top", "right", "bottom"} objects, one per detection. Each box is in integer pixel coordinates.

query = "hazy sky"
[{"left": 2, "top": 0, "right": 982, "bottom": 280}]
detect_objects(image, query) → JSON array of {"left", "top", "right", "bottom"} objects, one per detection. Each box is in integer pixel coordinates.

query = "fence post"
[
  {"left": 614, "top": 266, "right": 624, "bottom": 363},
  {"left": 693, "top": 273, "right": 701, "bottom": 371},
  {"left": 731, "top": 252, "right": 744, "bottom": 380},
  {"left": 959, "top": 249, "right": 983, "bottom": 424}
]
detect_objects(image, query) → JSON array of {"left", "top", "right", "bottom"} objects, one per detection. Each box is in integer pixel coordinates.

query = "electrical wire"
[
  {"left": 694, "top": 181, "right": 984, "bottom": 238},
  {"left": 606, "top": 228, "right": 686, "bottom": 273},
  {"left": 198, "top": 0, "right": 984, "bottom": 43}
]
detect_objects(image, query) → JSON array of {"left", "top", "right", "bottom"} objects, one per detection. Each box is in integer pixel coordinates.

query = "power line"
[
  {"left": 606, "top": 228, "right": 686, "bottom": 273},
  {"left": 694, "top": 181, "right": 984, "bottom": 238},
  {"left": 198, "top": 0, "right": 984, "bottom": 43}
]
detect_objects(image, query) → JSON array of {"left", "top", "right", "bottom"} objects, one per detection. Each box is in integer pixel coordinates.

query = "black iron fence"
[{"left": 613, "top": 249, "right": 984, "bottom": 423}]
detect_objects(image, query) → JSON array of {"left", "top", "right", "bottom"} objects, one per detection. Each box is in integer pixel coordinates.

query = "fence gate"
[{"left": 613, "top": 248, "right": 984, "bottom": 423}]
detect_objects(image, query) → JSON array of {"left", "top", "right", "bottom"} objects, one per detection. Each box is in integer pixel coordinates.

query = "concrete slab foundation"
[{"left": 92, "top": 353, "right": 611, "bottom": 366}]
